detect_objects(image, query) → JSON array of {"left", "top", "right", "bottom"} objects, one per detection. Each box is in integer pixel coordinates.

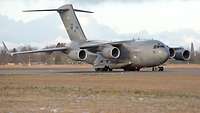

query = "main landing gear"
[
  {"left": 152, "top": 66, "right": 164, "bottom": 72},
  {"left": 95, "top": 66, "right": 113, "bottom": 72}
]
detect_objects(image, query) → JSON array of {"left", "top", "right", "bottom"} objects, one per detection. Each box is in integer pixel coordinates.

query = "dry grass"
[{"left": 0, "top": 72, "right": 200, "bottom": 113}]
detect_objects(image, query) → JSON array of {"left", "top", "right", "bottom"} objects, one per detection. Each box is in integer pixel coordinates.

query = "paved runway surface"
[
  {"left": 1, "top": 65, "right": 200, "bottom": 113},
  {"left": 0, "top": 66, "right": 200, "bottom": 76}
]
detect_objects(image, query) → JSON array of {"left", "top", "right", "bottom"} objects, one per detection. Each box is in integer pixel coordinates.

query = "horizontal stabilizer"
[
  {"left": 74, "top": 9, "right": 94, "bottom": 13},
  {"left": 23, "top": 9, "right": 94, "bottom": 13},
  {"left": 23, "top": 4, "right": 91, "bottom": 42},
  {"left": 23, "top": 9, "right": 68, "bottom": 12}
]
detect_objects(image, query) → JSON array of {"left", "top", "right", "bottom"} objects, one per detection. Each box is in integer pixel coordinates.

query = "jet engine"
[
  {"left": 68, "top": 49, "right": 87, "bottom": 61},
  {"left": 102, "top": 46, "right": 120, "bottom": 59},
  {"left": 174, "top": 48, "right": 190, "bottom": 61},
  {"left": 169, "top": 48, "right": 175, "bottom": 58}
]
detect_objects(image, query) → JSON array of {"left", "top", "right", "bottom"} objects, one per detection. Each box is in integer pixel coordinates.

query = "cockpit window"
[{"left": 153, "top": 43, "right": 165, "bottom": 49}]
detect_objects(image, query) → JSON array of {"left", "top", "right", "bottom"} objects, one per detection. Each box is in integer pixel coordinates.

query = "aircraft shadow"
[{"left": 54, "top": 70, "right": 169, "bottom": 74}]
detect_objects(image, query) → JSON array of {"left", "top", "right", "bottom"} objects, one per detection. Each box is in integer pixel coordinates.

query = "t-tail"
[{"left": 24, "top": 4, "right": 93, "bottom": 42}]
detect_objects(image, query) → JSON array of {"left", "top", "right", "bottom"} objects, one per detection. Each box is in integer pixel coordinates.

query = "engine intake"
[
  {"left": 102, "top": 46, "right": 120, "bottom": 59},
  {"left": 169, "top": 48, "right": 175, "bottom": 58},
  {"left": 68, "top": 49, "right": 87, "bottom": 61},
  {"left": 174, "top": 49, "right": 190, "bottom": 61}
]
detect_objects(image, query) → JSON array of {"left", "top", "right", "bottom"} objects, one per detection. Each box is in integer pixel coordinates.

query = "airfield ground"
[{"left": 0, "top": 64, "right": 200, "bottom": 113}]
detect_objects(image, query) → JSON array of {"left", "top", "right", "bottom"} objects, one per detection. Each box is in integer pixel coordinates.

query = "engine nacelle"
[
  {"left": 169, "top": 48, "right": 175, "bottom": 58},
  {"left": 102, "top": 46, "right": 120, "bottom": 59},
  {"left": 174, "top": 49, "right": 190, "bottom": 61},
  {"left": 68, "top": 49, "right": 87, "bottom": 61}
]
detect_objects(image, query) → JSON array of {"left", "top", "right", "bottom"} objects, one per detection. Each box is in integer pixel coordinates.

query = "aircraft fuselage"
[{"left": 72, "top": 40, "right": 170, "bottom": 70}]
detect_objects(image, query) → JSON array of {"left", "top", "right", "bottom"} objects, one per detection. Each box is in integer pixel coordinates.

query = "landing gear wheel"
[
  {"left": 95, "top": 66, "right": 112, "bottom": 72},
  {"left": 158, "top": 67, "right": 164, "bottom": 71},
  {"left": 104, "top": 66, "right": 112, "bottom": 72},
  {"left": 95, "top": 68, "right": 102, "bottom": 72},
  {"left": 108, "top": 68, "right": 113, "bottom": 72},
  {"left": 152, "top": 67, "right": 164, "bottom": 71},
  {"left": 135, "top": 67, "right": 140, "bottom": 71},
  {"left": 152, "top": 67, "right": 156, "bottom": 71}
]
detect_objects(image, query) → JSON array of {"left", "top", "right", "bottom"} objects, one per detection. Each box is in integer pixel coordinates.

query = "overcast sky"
[{"left": 0, "top": 0, "right": 200, "bottom": 50}]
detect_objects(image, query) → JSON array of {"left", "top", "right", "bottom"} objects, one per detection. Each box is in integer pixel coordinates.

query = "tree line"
[
  {"left": 0, "top": 43, "right": 81, "bottom": 65},
  {"left": 0, "top": 43, "right": 200, "bottom": 65}
]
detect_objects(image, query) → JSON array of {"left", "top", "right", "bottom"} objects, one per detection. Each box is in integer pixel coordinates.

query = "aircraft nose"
[
  {"left": 161, "top": 48, "right": 170, "bottom": 61},
  {"left": 157, "top": 48, "right": 170, "bottom": 63}
]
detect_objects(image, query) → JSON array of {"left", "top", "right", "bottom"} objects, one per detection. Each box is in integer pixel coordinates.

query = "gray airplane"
[{"left": 3, "top": 4, "right": 190, "bottom": 72}]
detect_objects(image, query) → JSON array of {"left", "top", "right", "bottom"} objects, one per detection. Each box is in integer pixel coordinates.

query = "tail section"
[
  {"left": 58, "top": 4, "right": 87, "bottom": 42},
  {"left": 24, "top": 4, "right": 93, "bottom": 42}
]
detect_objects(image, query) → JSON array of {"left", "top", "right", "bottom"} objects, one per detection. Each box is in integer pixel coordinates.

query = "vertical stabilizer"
[
  {"left": 23, "top": 4, "right": 93, "bottom": 42},
  {"left": 58, "top": 4, "right": 87, "bottom": 42}
]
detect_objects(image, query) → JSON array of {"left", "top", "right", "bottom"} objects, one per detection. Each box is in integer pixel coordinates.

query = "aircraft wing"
[
  {"left": 80, "top": 40, "right": 127, "bottom": 49},
  {"left": 2, "top": 41, "right": 69, "bottom": 56},
  {"left": 10, "top": 47, "right": 68, "bottom": 56}
]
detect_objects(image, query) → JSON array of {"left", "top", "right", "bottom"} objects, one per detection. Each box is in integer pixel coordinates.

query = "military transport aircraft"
[{"left": 3, "top": 4, "right": 190, "bottom": 72}]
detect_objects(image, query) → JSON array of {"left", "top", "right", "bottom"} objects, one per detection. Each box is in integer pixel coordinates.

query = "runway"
[{"left": 0, "top": 65, "right": 200, "bottom": 76}]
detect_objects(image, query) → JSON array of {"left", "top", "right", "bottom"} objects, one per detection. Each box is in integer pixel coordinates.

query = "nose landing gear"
[{"left": 152, "top": 66, "right": 164, "bottom": 72}]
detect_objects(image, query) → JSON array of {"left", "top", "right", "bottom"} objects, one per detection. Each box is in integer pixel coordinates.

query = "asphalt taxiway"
[{"left": 0, "top": 66, "right": 200, "bottom": 76}]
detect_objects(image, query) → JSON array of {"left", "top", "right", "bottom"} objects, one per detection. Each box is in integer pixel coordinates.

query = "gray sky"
[{"left": 0, "top": 0, "right": 200, "bottom": 50}]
